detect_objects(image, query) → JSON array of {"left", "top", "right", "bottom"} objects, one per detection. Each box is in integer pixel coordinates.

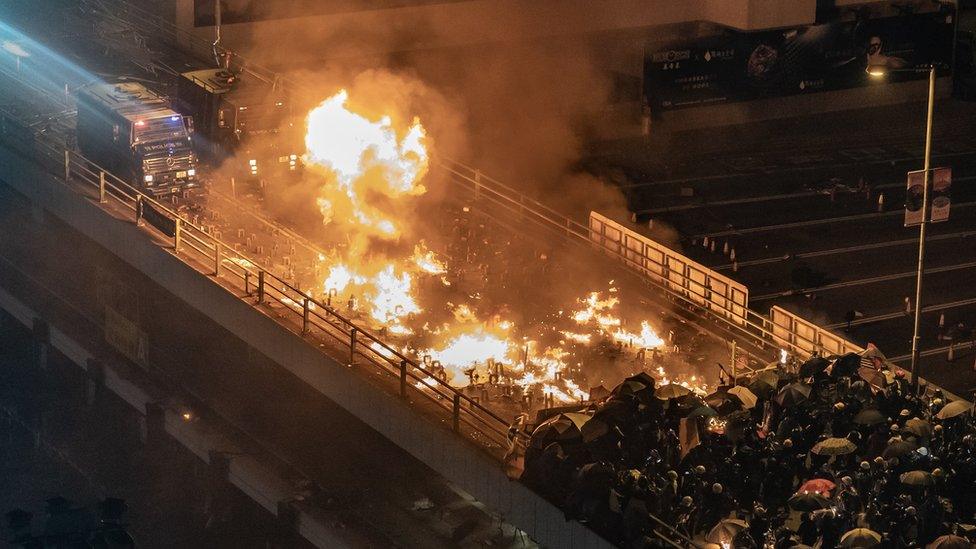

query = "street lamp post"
[{"left": 868, "top": 64, "right": 937, "bottom": 390}]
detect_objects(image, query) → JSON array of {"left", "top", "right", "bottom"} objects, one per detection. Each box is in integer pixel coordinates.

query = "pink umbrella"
[{"left": 798, "top": 478, "right": 837, "bottom": 496}]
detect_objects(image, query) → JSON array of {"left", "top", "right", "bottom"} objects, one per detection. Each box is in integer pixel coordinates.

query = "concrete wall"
[{"left": 0, "top": 146, "right": 614, "bottom": 547}]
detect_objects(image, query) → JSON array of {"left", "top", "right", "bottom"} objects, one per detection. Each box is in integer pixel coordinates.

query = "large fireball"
[{"left": 304, "top": 89, "right": 429, "bottom": 240}]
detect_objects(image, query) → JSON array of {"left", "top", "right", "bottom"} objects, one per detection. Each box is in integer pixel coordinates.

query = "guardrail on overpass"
[{"left": 0, "top": 71, "right": 691, "bottom": 547}]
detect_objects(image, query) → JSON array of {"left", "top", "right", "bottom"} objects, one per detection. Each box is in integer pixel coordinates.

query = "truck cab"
[
  {"left": 177, "top": 68, "right": 302, "bottom": 184},
  {"left": 76, "top": 83, "right": 200, "bottom": 196}
]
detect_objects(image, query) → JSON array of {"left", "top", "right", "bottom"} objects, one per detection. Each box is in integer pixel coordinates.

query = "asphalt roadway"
[{"left": 591, "top": 98, "right": 976, "bottom": 397}]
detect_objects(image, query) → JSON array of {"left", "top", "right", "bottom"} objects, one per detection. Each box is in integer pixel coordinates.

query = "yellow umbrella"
[
  {"left": 705, "top": 518, "right": 749, "bottom": 544},
  {"left": 899, "top": 470, "right": 934, "bottom": 487},
  {"left": 936, "top": 400, "right": 974, "bottom": 420},
  {"left": 811, "top": 437, "right": 857, "bottom": 456},
  {"left": 728, "top": 386, "right": 758, "bottom": 409},
  {"left": 839, "top": 528, "right": 882, "bottom": 548},
  {"left": 655, "top": 383, "right": 692, "bottom": 400},
  {"left": 904, "top": 418, "right": 933, "bottom": 437}
]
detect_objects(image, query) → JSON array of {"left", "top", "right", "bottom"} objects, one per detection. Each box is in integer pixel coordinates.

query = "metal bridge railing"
[
  {"left": 438, "top": 159, "right": 792, "bottom": 360},
  {"left": 0, "top": 106, "right": 522, "bottom": 463}
]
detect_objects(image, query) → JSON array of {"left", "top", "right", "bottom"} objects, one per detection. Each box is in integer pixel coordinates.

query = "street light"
[{"left": 867, "top": 63, "right": 937, "bottom": 390}]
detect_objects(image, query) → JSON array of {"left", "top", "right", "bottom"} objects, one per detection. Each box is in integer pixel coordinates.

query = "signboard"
[
  {"left": 931, "top": 167, "right": 952, "bottom": 223},
  {"left": 905, "top": 170, "right": 925, "bottom": 227},
  {"left": 105, "top": 306, "right": 149, "bottom": 368},
  {"left": 645, "top": 4, "right": 955, "bottom": 110},
  {"left": 905, "top": 167, "right": 951, "bottom": 226},
  {"left": 142, "top": 200, "right": 177, "bottom": 238}
]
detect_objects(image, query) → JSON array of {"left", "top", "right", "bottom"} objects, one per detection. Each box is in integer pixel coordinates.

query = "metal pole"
[
  {"left": 910, "top": 66, "right": 936, "bottom": 390},
  {"left": 174, "top": 218, "right": 182, "bottom": 251},
  {"left": 135, "top": 195, "right": 143, "bottom": 225},
  {"left": 213, "top": 241, "right": 221, "bottom": 276},
  {"left": 98, "top": 171, "right": 106, "bottom": 203},
  {"left": 349, "top": 328, "right": 358, "bottom": 365},
  {"left": 302, "top": 297, "right": 310, "bottom": 334},
  {"left": 730, "top": 340, "right": 737, "bottom": 386},
  {"left": 257, "top": 270, "right": 265, "bottom": 304},
  {"left": 399, "top": 360, "right": 408, "bottom": 398},
  {"left": 63, "top": 150, "right": 70, "bottom": 181},
  {"left": 452, "top": 394, "right": 461, "bottom": 432}
]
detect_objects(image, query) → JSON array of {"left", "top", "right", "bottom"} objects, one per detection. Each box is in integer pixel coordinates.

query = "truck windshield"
[
  {"left": 238, "top": 103, "right": 286, "bottom": 135},
  {"left": 134, "top": 116, "right": 186, "bottom": 144}
]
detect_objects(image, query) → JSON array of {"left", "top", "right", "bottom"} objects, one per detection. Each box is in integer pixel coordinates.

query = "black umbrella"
[
  {"left": 831, "top": 353, "right": 862, "bottom": 378},
  {"left": 705, "top": 390, "right": 743, "bottom": 415},
  {"left": 672, "top": 393, "right": 706, "bottom": 413},
  {"left": 788, "top": 491, "right": 832, "bottom": 511},
  {"left": 799, "top": 357, "right": 830, "bottom": 377},
  {"left": 853, "top": 409, "right": 886, "bottom": 426},
  {"left": 687, "top": 405, "right": 718, "bottom": 418},
  {"left": 615, "top": 373, "right": 657, "bottom": 404},
  {"left": 530, "top": 412, "right": 590, "bottom": 449},
  {"left": 775, "top": 383, "right": 812, "bottom": 407}
]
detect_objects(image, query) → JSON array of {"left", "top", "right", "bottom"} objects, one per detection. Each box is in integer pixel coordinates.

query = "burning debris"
[{"left": 275, "top": 86, "right": 715, "bottom": 414}]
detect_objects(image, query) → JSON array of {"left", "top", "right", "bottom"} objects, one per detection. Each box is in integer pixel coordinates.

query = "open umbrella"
[
  {"left": 831, "top": 353, "right": 862, "bottom": 378},
  {"left": 705, "top": 390, "right": 743, "bottom": 415},
  {"left": 799, "top": 357, "right": 830, "bottom": 377},
  {"left": 687, "top": 405, "right": 718, "bottom": 418},
  {"left": 530, "top": 412, "right": 590, "bottom": 449},
  {"left": 706, "top": 518, "right": 749, "bottom": 545},
  {"left": 860, "top": 345, "right": 888, "bottom": 365},
  {"left": 926, "top": 535, "right": 971, "bottom": 549},
  {"left": 857, "top": 366, "right": 888, "bottom": 387},
  {"left": 853, "top": 409, "right": 886, "bottom": 426},
  {"left": 655, "top": 383, "right": 692, "bottom": 400},
  {"left": 788, "top": 491, "right": 831, "bottom": 511},
  {"left": 937, "top": 400, "right": 974, "bottom": 420},
  {"left": 752, "top": 369, "right": 780, "bottom": 388},
  {"left": 588, "top": 385, "right": 611, "bottom": 402},
  {"left": 672, "top": 393, "right": 706, "bottom": 413},
  {"left": 775, "top": 383, "right": 812, "bottom": 407},
  {"left": 728, "top": 386, "right": 758, "bottom": 409},
  {"left": 900, "top": 470, "right": 935, "bottom": 487},
  {"left": 613, "top": 377, "right": 655, "bottom": 404},
  {"left": 749, "top": 369, "right": 780, "bottom": 396},
  {"left": 812, "top": 437, "right": 857, "bottom": 456},
  {"left": 839, "top": 528, "right": 882, "bottom": 548},
  {"left": 798, "top": 478, "right": 836, "bottom": 496},
  {"left": 883, "top": 439, "right": 918, "bottom": 459},
  {"left": 580, "top": 417, "right": 611, "bottom": 443},
  {"left": 905, "top": 418, "right": 933, "bottom": 438}
]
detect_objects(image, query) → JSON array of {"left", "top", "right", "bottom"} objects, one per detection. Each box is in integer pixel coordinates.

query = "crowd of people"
[{"left": 522, "top": 348, "right": 976, "bottom": 548}]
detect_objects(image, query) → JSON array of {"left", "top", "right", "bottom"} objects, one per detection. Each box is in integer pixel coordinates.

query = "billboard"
[
  {"left": 645, "top": 5, "right": 955, "bottom": 111},
  {"left": 194, "top": 0, "right": 465, "bottom": 26}
]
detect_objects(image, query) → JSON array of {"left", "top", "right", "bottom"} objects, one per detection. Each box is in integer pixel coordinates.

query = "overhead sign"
[
  {"left": 644, "top": 4, "right": 955, "bottom": 111},
  {"left": 905, "top": 167, "right": 951, "bottom": 226}
]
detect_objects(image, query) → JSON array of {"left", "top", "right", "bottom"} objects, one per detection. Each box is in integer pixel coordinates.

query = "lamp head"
[{"left": 866, "top": 65, "right": 887, "bottom": 78}]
